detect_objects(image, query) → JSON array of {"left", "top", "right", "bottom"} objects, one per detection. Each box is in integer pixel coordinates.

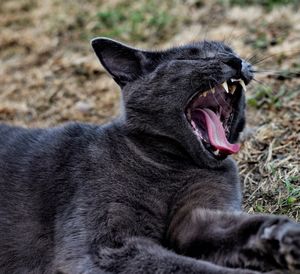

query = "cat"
[{"left": 0, "top": 37, "right": 299, "bottom": 274}]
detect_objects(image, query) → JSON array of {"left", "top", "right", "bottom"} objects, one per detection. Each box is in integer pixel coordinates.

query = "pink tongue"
[{"left": 197, "top": 108, "right": 240, "bottom": 154}]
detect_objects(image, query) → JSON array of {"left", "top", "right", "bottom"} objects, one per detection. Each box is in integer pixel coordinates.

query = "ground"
[{"left": 0, "top": 0, "right": 299, "bottom": 220}]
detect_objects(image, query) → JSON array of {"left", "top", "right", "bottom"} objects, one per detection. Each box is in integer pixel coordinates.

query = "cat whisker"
[
  {"left": 250, "top": 49, "right": 300, "bottom": 66},
  {"left": 252, "top": 78, "right": 272, "bottom": 89},
  {"left": 252, "top": 69, "right": 300, "bottom": 80}
]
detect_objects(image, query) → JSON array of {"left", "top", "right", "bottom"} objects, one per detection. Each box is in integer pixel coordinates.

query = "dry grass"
[{"left": 0, "top": 0, "right": 299, "bottom": 219}]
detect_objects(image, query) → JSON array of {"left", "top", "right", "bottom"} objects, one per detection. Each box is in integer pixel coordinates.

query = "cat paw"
[{"left": 259, "top": 218, "right": 300, "bottom": 271}]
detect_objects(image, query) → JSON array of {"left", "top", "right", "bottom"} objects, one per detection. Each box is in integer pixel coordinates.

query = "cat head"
[{"left": 91, "top": 37, "right": 253, "bottom": 167}]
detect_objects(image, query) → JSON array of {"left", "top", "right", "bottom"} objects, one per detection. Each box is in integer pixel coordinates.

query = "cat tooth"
[
  {"left": 202, "top": 91, "right": 208, "bottom": 97},
  {"left": 239, "top": 80, "right": 247, "bottom": 91},
  {"left": 230, "top": 78, "right": 240, "bottom": 82},
  {"left": 213, "top": 149, "right": 220, "bottom": 156},
  {"left": 211, "top": 87, "right": 215, "bottom": 94},
  {"left": 191, "top": 120, "right": 197, "bottom": 130},
  {"left": 221, "top": 82, "right": 229, "bottom": 93},
  {"left": 229, "top": 85, "right": 237, "bottom": 94}
]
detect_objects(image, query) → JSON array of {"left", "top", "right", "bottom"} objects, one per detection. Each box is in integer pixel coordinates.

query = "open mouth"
[{"left": 185, "top": 79, "right": 247, "bottom": 159}]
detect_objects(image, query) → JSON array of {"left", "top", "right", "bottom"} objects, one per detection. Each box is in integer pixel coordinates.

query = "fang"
[
  {"left": 239, "top": 80, "right": 247, "bottom": 91},
  {"left": 222, "top": 82, "right": 229, "bottom": 93}
]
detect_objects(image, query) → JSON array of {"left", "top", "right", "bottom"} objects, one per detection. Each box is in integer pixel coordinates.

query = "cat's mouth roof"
[{"left": 185, "top": 79, "right": 246, "bottom": 159}]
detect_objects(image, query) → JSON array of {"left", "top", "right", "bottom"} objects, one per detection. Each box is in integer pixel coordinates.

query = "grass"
[
  {"left": 239, "top": 78, "right": 300, "bottom": 220},
  {"left": 284, "top": 176, "right": 300, "bottom": 204},
  {"left": 247, "top": 84, "right": 289, "bottom": 109},
  {"left": 93, "top": 0, "right": 176, "bottom": 43},
  {"left": 221, "top": 0, "right": 299, "bottom": 10},
  {"left": 0, "top": 0, "right": 299, "bottom": 220}
]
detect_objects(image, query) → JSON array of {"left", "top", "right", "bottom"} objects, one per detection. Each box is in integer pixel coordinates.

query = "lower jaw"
[
  {"left": 190, "top": 122, "right": 235, "bottom": 157},
  {"left": 202, "top": 142, "right": 228, "bottom": 160}
]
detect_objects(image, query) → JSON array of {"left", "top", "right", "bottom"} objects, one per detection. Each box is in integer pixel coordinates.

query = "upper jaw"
[
  {"left": 186, "top": 78, "right": 247, "bottom": 120},
  {"left": 189, "top": 78, "right": 246, "bottom": 104},
  {"left": 185, "top": 78, "right": 247, "bottom": 159}
]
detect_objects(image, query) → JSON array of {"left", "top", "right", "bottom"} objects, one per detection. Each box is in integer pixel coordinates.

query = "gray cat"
[{"left": 0, "top": 38, "right": 299, "bottom": 274}]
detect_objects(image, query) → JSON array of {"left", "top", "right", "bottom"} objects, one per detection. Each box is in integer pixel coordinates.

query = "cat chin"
[
  {"left": 196, "top": 145, "right": 229, "bottom": 168},
  {"left": 180, "top": 129, "right": 228, "bottom": 168},
  {"left": 185, "top": 120, "right": 244, "bottom": 168}
]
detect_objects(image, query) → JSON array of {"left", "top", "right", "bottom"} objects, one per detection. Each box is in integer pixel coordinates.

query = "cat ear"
[{"left": 91, "top": 37, "right": 157, "bottom": 87}]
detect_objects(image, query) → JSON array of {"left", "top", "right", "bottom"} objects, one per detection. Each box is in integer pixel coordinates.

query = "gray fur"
[{"left": 0, "top": 38, "right": 299, "bottom": 274}]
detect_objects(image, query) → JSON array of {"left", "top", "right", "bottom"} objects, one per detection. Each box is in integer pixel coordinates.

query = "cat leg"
[
  {"left": 55, "top": 237, "right": 269, "bottom": 274},
  {"left": 167, "top": 208, "right": 300, "bottom": 272},
  {"left": 250, "top": 218, "right": 300, "bottom": 271}
]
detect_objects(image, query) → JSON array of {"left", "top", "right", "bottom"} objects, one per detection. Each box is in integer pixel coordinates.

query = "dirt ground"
[{"left": 0, "top": 0, "right": 299, "bottom": 219}]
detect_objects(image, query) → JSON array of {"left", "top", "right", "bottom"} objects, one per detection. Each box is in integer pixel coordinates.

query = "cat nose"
[
  {"left": 241, "top": 60, "right": 253, "bottom": 84},
  {"left": 221, "top": 55, "right": 253, "bottom": 84},
  {"left": 221, "top": 55, "right": 242, "bottom": 72}
]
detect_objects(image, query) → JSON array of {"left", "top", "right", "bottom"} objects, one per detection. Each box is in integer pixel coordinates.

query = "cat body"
[{"left": 0, "top": 38, "right": 299, "bottom": 274}]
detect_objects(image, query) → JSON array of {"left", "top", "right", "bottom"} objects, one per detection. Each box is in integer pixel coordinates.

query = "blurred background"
[{"left": 0, "top": 0, "right": 299, "bottom": 219}]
